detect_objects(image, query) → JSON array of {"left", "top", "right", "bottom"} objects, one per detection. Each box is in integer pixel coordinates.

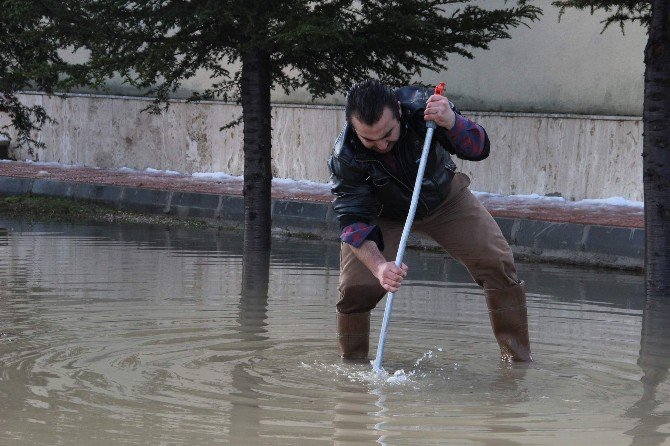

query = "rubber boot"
[
  {"left": 337, "top": 311, "right": 370, "bottom": 361},
  {"left": 485, "top": 281, "right": 533, "bottom": 362}
]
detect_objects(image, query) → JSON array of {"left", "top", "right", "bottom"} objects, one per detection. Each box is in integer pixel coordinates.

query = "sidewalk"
[{"left": 0, "top": 160, "right": 644, "bottom": 270}]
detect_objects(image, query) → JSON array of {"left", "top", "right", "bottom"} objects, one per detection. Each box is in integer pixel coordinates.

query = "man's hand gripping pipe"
[{"left": 372, "top": 82, "right": 445, "bottom": 374}]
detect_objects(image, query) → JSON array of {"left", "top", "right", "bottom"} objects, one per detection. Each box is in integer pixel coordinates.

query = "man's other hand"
[
  {"left": 376, "top": 261, "right": 409, "bottom": 293},
  {"left": 425, "top": 92, "right": 456, "bottom": 130}
]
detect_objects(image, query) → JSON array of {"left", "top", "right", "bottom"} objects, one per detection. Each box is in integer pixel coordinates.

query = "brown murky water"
[{"left": 0, "top": 219, "right": 667, "bottom": 445}]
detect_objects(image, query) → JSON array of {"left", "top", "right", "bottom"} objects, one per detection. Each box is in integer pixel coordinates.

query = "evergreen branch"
[{"left": 552, "top": 0, "right": 651, "bottom": 32}]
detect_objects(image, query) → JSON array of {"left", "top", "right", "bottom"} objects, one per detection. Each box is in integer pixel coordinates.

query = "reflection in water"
[
  {"left": 332, "top": 378, "right": 385, "bottom": 445},
  {"left": 626, "top": 298, "right": 670, "bottom": 445},
  {"left": 1, "top": 219, "right": 667, "bottom": 445},
  {"left": 229, "top": 249, "right": 271, "bottom": 443}
]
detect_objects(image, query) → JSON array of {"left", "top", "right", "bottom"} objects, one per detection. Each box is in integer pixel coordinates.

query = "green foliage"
[
  {"left": 552, "top": 0, "right": 651, "bottom": 32},
  {"left": 1, "top": 0, "right": 541, "bottom": 145},
  {"left": 0, "top": 1, "right": 100, "bottom": 148}
]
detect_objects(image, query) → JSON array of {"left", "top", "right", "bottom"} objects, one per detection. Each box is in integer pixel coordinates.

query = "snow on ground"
[
  {"left": 473, "top": 191, "right": 643, "bottom": 208},
  {"left": 17, "top": 159, "right": 88, "bottom": 168},
  {"left": 6, "top": 160, "right": 644, "bottom": 209}
]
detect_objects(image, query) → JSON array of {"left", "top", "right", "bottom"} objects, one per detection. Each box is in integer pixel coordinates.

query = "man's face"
[{"left": 350, "top": 104, "right": 401, "bottom": 154}]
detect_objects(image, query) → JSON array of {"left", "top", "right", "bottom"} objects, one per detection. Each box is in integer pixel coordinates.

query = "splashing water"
[
  {"left": 301, "top": 347, "right": 446, "bottom": 387},
  {"left": 342, "top": 364, "right": 414, "bottom": 386},
  {"left": 413, "top": 350, "right": 434, "bottom": 368},
  {"left": 373, "top": 347, "right": 450, "bottom": 384},
  {"left": 311, "top": 348, "right": 449, "bottom": 386},
  {"left": 379, "top": 368, "right": 415, "bottom": 385}
]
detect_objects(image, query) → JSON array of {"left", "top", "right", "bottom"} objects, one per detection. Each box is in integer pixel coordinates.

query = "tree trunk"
[
  {"left": 643, "top": 1, "right": 670, "bottom": 298},
  {"left": 240, "top": 48, "right": 273, "bottom": 252},
  {"left": 624, "top": 297, "right": 670, "bottom": 444}
]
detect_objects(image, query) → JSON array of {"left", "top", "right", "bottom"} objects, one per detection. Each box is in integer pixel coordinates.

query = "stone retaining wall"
[{"left": 2, "top": 92, "right": 643, "bottom": 202}]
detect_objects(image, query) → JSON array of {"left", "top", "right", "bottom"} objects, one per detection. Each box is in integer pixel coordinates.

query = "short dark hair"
[{"left": 345, "top": 79, "right": 399, "bottom": 125}]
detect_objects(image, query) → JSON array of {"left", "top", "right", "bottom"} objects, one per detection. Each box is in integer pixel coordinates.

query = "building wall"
[
  {"left": 72, "top": 1, "right": 647, "bottom": 116},
  {"left": 390, "top": 3, "right": 647, "bottom": 116},
  {"left": 4, "top": 92, "right": 642, "bottom": 202}
]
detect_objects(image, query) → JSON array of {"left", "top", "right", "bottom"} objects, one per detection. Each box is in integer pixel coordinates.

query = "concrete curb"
[{"left": 0, "top": 176, "right": 644, "bottom": 270}]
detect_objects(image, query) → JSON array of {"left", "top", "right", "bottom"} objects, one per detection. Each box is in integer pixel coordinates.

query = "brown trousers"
[{"left": 337, "top": 173, "right": 519, "bottom": 314}]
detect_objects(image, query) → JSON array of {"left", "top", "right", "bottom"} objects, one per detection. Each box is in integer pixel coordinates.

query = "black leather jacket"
[{"left": 328, "top": 85, "right": 490, "bottom": 229}]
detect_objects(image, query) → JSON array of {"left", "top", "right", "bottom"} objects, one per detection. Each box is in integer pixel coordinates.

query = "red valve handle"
[{"left": 434, "top": 82, "right": 445, "bottom": 96}]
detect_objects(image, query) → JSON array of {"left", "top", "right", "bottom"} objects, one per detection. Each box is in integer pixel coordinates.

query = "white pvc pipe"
[{"left": 372, "top": 123, "right": 436, "bottom": 373}]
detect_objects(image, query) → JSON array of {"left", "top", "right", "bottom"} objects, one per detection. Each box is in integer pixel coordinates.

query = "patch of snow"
[
  {"left": 577, "top": 196, "right": 643, "bottom": 208},
  {"left": 22, "top": 160, "right": 88, "bottom": 169},
  {"left": 146, "top": 168, "right": 181, "bottom": 176},
  {"left": 192, "top": 172, "right": 240, "bottom": 180},
  {"left": 474, "top": 191, "right": 565, "bottom": 202},
  {"left": 473, "top": 190, "right": 643, "bottom": 209},
  {"left": 272, "top": 177, "right": 330, "bottom": 193}
]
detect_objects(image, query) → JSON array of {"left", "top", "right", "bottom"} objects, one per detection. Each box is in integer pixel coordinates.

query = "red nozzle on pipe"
[{"left": 434, "top": 82, "right": 445, "bottom": 96}]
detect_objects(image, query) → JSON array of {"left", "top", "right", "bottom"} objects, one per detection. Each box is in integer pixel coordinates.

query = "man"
[{"left": 328, "top": 79, "right": 532, "bottom": 363}]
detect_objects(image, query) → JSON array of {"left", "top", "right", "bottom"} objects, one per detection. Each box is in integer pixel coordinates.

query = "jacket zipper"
[{"left": 361, "top": 159, "right": 430, "bottom": 213}]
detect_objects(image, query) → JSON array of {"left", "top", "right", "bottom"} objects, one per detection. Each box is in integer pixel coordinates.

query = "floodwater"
[{"left": 0, "top": 219, "right": 668, "bottom": 446}]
